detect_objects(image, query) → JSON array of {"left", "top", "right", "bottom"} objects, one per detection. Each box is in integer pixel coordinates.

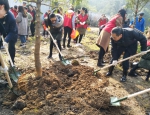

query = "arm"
[
  {"left": 28, "top": 13, "right": 33, "bottom": 22},
  {"left": 72, "top": 14, "right": 76, "bottom": 29},
  {"left": 111, "top": 38, "right": 118, "bottom": 60},
  {"left": 133, "top": 30, "right": 147, "bottom": 51},
  {"left": 141, "top": 18, "right": 145, "bottom": 32},
  {"left": 115, "top": 17, "right": 123, "bottom": 27},
  {"left": 16, "top": 13, "right": 22, "bottom": 23}
]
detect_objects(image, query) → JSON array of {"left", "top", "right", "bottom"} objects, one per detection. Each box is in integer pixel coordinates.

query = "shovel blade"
[
  {"left": 110, "top": 97, "right": 120, "bottom": 106},
  {"left": 10, "top": 71, "right": 21, "bottom": 83}
]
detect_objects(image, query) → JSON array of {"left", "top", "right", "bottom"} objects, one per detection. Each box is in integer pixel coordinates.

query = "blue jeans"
[{"left": 19, "top": 35, "right": 26, "bottom": 43}]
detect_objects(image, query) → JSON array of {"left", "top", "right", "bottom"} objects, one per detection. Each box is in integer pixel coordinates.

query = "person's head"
[
  {"left": 24, "top": 6, "right": 28, "bottom": 13},
  {"left": 14, "top": 5, "right": 17, "bottom": 11},
  {"left": 18, "top": 6, "right": 26, "bottom": 17},
  {"left": 77, "top": 9, "right": 80, "bottom": 14},
  {"left": 33, "top": 6, "right": 36, "bottom": 10},
  {"left": 29, "top": 5, "right": 33, "bottom": 11},
  {"left": 0, "top": 0, "right": 10, "bottom": 13},
  {"left": 81, "top": 7, "right": 88, "bottom": 14},
  {"left": 47, "top": 9, "right": 51, "bottom": 14},
  {"left": 69, "top": 6, "right": 74, "bottom": 11},
  {"left": 139, "top": 12, "right": 144, "bottom": 18},
  {"left": 118, "top": 9, "right": 127, "bottom": 23},
  {"left": 49, "top": 13, "right": 56, "bottom": 24},
  {"left": 23, "top": 1, "right": 26, "bottom": 7},
  {"left": 111, "top": 27, "right": 123, "bottom": 41}
]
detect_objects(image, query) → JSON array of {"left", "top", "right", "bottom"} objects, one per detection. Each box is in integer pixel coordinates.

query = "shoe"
[
  {"left": 97, "top": 59, "right": 105, "bottom": 67},
  {"left": 128, "top": 71, "right": 137, "bottom": 77},
  {"left": 106, "top": 66, "right": 114, "bottom": 76},
  {"left": 145, "top": 74, "right": 150, "bottom": 81},
  {"left": 47, "top": 55, "right": 52, "bottom": 59},
  {"left": 120, "top": 75, "right": 126, "bottom": 82},
  {"left": 67, "top": 45, "right": 72, "bottom": 48}
]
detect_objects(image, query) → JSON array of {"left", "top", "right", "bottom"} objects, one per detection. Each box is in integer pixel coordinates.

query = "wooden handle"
[
  {"left": 94, "top": 50, "right": 150, "bottom": 73},
  {"left": 128, "top": 88, "right": 150, "bottom": 99},
  {"left": 0, "top": 51, "right": 13, "bottom": 88},
  {"left": 1, "top": 36, "right": 14, "bottom": 67},
  {"left": 47, "top": 31, "right": 63, "bottom": 56}
]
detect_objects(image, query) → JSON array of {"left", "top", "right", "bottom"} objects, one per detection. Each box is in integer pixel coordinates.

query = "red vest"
[
  {"left": 103, "top": 14, "right": 121, "bottom": 33},
  {"left": 98, "top": 18, "right": 108, "bottom": 26},
  {"left": 77, "top": 14, "right": 88, "bottom": 29},
  {"left": 10, "top": 9, "right": 18, "bottom": 18},
  {"left": 64, "top": 11, "right": 74, "bottom": 29}
]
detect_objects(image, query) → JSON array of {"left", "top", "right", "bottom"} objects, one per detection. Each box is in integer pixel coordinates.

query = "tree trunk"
[
  {"left": 133, "top": 0, "right": 139, "bottom": 26},
  {"left": 34, "top": 0, "right": 42, "bottom": 77}
]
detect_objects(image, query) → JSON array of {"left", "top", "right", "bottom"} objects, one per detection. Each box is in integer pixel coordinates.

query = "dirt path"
[{"left": 0, "top": 27, "right": 150, "bottom": 115}]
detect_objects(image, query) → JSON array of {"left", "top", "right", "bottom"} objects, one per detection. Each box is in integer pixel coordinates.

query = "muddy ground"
[{"left": 0, "top": 27, "right": 150, "bottom": 115}]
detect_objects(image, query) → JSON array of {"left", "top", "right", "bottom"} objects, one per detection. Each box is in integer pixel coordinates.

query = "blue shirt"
[
  {"left": 0, "top": 11, "right": 18, "bottom": 43},
  {"left": 130, "top": 17, "right": 145, "bottom": 32}
]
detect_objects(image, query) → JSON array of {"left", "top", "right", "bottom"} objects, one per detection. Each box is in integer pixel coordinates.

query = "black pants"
[
  {"left": 111, "top": 48, "right": 131, "bottom": 71},
  {"left": 49, "top": 40, "right": 61, "bottom": 58},
  {"left": 0, "top": 39, "right": 16, "bottom": 64},
  {"left": 43, "top": 29, "right": 48, "bottom": 36},
  {"left": 30, "top": 22, "right": 35, "bottom": 37},
  {"left": 63, "top": 26, "right": 72, "bottom": 47},
  {"left": 98, "top": 46, "right": 108, "bottom": 60},
  {"left": 75, "top": 34, "right": 83, "bottom": 43}
]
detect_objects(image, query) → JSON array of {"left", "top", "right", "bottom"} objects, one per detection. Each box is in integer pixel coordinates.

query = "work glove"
[
  {"left": 80, "top": 22, "right": 84, "bottom": 25},
  {"left": 82, "top": 21, "right": 86, "bottom": 25},
  {"left": 112, "top": 60, "right": 118, "bottom": 66},
  {"left": 3, "top": 42, "right": 8, "bottom": 48},
  {"left": 141, "top": 51, "right": 147, "bottom": 55}
]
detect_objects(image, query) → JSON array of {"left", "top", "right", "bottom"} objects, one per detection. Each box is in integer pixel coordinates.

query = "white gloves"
[
  {"left": 80, "top": 21, "right": 86, "bottom": 25},
  {"left": 3, "top": 42, "right": 8, "bottom": 48},
  {"left": 141, "top": 51, "right": 147, "bottom": 54},
  {"left": 112, "top": 60, "right": 118, "bottom": 66},
  {"left": 82, "top": 21, "right": 86, "bottom": 25}
]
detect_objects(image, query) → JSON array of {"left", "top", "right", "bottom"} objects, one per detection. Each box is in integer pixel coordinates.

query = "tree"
[{"left": 126, "top": 0, "right": 150, "bottom": 25}]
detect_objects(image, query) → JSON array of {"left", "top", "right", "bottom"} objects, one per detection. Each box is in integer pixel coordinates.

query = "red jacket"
[
  {"left": 10, "top": 9, "right": 18, "bottom": 18},
  {"left": 98, "top": 18, "right": 108, "bottom": 26},
  {"left": 103, "top": 14, "right": 121, "bottom": 33},
  {"left": 77, "top": 14, "right": 88, "bottom": 29},
  {"left": 64, "top": 10, "right": 74, "bottom": 29}
]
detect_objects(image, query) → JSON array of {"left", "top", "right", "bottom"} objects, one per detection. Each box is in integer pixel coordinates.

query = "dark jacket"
[
  {"left": 0, "top": 11, "right": 18, "bottom": 43},
  {"left": 47, "top": 14, "right": 63, "bottom": 40},
  {"left": 138, "top": 46, "right": 150, "bottom": 69},
  {"left": 111, "top": 28, "right": 147, "bottom": 60}
]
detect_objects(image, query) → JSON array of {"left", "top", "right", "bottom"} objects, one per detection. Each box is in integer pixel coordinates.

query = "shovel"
[
  {"left": 94, "top": 50, "right": 150, "bottom": 75},
  {"left": 47, "top": 31, "right": 70, "bottom": 65},
  {"left": 1, "top": 36, "right": 21, "bottom": 82},
  {"left": 110, "top": 88, "right": 150, "bottom": 106}
]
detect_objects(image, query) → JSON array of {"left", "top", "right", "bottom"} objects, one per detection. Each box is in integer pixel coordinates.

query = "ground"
[{"left": 0, "top": 27, "right": 150, "bottom": 115}]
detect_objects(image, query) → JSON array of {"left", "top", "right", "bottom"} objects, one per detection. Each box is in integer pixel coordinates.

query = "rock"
[
  {"left": 46, "top": 94, "right": 53, "bottom": 100},
  {"left": 22, "top": 107, "right": 30, "bottom": 113},
  {"left": 71, "top": 60, "right": 80, "bottom": 66},
  {"left": 2, "top": 101, "right": 12, "bottom": 106},
  {"left": 11, "top": 99, "right": 26, "bottom": 110},
  {"left": 66, "top": 110, "right": 76, "bottom": 115}
]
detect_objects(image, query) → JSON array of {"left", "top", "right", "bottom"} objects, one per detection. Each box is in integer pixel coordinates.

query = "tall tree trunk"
[
  {"left": 133, "top": 0, "right": 139, "bottom": 26},
  {"left": 34, "top": 0, "right": 42, "bottom": 77}
]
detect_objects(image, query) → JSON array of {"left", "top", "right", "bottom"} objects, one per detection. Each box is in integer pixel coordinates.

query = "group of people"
[
  {"left": 96, "top": 9, "right": 148, "bottom": 82},
  {"left": 0, "top": 0, "right": 149, "bottom": 83}
]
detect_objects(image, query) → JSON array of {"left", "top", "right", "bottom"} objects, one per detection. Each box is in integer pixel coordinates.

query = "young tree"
[{"left": 126, "top": 0, "right": 150, "bottom": 25}]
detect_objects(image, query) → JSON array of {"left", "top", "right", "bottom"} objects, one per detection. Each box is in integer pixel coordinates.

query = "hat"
[
  {"left": 139, "top": 12, "right": 144, "bottom": 16},
  {"left": 23, "top": 1, "right": 27, "bottom": 4}
]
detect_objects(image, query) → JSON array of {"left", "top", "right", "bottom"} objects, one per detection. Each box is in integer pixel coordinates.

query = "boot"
[
  {"left": 120, "top": 70, "right": 127, "bottom": 82},
  {"left": 128, "top": 70, "right": 137, "bottom": 77},
  {"left": 97, "top": 59, "right": 105, "bottom": 67},
  {"left": 106, "top": 66, "right": 114, "bottom": 76},
  {"left": 145, "top": 73, "right": 150, "bottom": 81}
]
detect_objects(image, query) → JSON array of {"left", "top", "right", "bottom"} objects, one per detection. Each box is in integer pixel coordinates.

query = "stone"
[{"left": 11, "top": 99, "right": 26, "bottom": 110}]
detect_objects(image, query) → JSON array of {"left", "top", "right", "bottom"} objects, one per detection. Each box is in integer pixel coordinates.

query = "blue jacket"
[
  {"left": 130, "top": 17, "right": 145, "bottom": 32},
  {"left": 0, "top": 11, "right": 18, "bottom": 43}
]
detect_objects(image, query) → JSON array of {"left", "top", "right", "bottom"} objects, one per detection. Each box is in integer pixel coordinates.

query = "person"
[
  {"left": 130, "top": 13, "right": 145, "bottom": 33},
  {"left": 42, "top": 10, "right": 51, "bottom": 38},
  {"left": 75, "top": 7, "right": 88, "bottom": 45},
  {"left": 16, "top": 6, "right": 28, "bottom": 47},
  {"left": 28, "top": 5, "right": 36, "bottom": 37},
  {"left": 24, "top": 7, "right": 33, "bottom": 41},
  {"left": 98, "top": 14, "right": 108, "bottom": 35},
  {"left": 0, "top": 0, "right": 18, "bottom": 64},
  {"left": 96, "top": 9, "right": 127, "bottom": 67},
  {"left": 106, "top": 27, "right": 147, "bottom": 82},
  {"left": 43, "top": 13, "right": 63, "bottom": 60},
  {"left": 10, "top": 5, "right": 18, "bottom": 18},
  {"left": 63, "top": 6, "right": 76, "bottom": 48}
]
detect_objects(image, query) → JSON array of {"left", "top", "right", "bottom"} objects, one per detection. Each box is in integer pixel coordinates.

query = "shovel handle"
[
  {"left": 47, "top": 31, "right": 63, "bottom": 56},
  {"left": 94, "top": 49, "right": 150, "bottom": 73},
  {"left": 128, "top": 88, "right": 150, "bottom": 99},
  {"left": 1, "top": 36, "right": 14, "bottom": 67}
]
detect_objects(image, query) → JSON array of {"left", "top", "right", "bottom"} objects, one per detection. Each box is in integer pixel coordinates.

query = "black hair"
[
  {"left": 57, "top": 9, "right": 61, "bottom": 14},
  {"left": 118, "top": 9, "right": 126, "bottom": 24},
  {"left": 77, "top": 9, "right": 80, "bottom": 14},
  {"left": 49, "top": 13, "right": 56, "bottom": 19},
  {"left": 0, "top": 0, "right": 10, "bottom": 12},
  {"left": 14, "top": 5, "right": 17, "bottom": 9},
  {"left": 82, "top": 7, "right": 88, "bottom": 14},
  {"left": 18, "top": 6, "right": 27, "bottom": 18},
  {"left": 111, "top": 27, "right": 122, "bottom": 36}
]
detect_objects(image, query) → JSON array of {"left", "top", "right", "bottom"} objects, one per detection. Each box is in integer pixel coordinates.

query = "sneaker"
[{"left": 67, "top": 45, "right": 72, "bottom": 48}]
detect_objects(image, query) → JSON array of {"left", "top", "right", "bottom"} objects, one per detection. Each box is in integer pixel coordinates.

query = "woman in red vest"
[
  {"left": 76, "top": 7, "right": 88, "bottom": 45},
  {"left": 96, "top": 9, "right": 127, "bottom": 67}
]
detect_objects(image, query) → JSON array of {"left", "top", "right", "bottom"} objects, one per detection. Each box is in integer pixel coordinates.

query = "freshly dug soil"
[{"left": 14, "top": 61, "right": 134, "bottom": 115}]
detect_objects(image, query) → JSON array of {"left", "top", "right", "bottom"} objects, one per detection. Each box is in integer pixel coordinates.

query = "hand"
[
  {"left": 3, "top": 42, "right": 8, "bottom": 48},
  {"left": 45, "top": 28, "right": 49, "bottom": 31},
  {"left": 112, "top": 60, "right": 118, "bottom": 66},
  {"left": 80, "top": 22, "right": 83, "bottom": 25},
  {"left": 141, "top": 51, "right": 147, "bottom": 54},
  {"left": 82, "top": 21, "right": 86, "bottom": 25}
]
